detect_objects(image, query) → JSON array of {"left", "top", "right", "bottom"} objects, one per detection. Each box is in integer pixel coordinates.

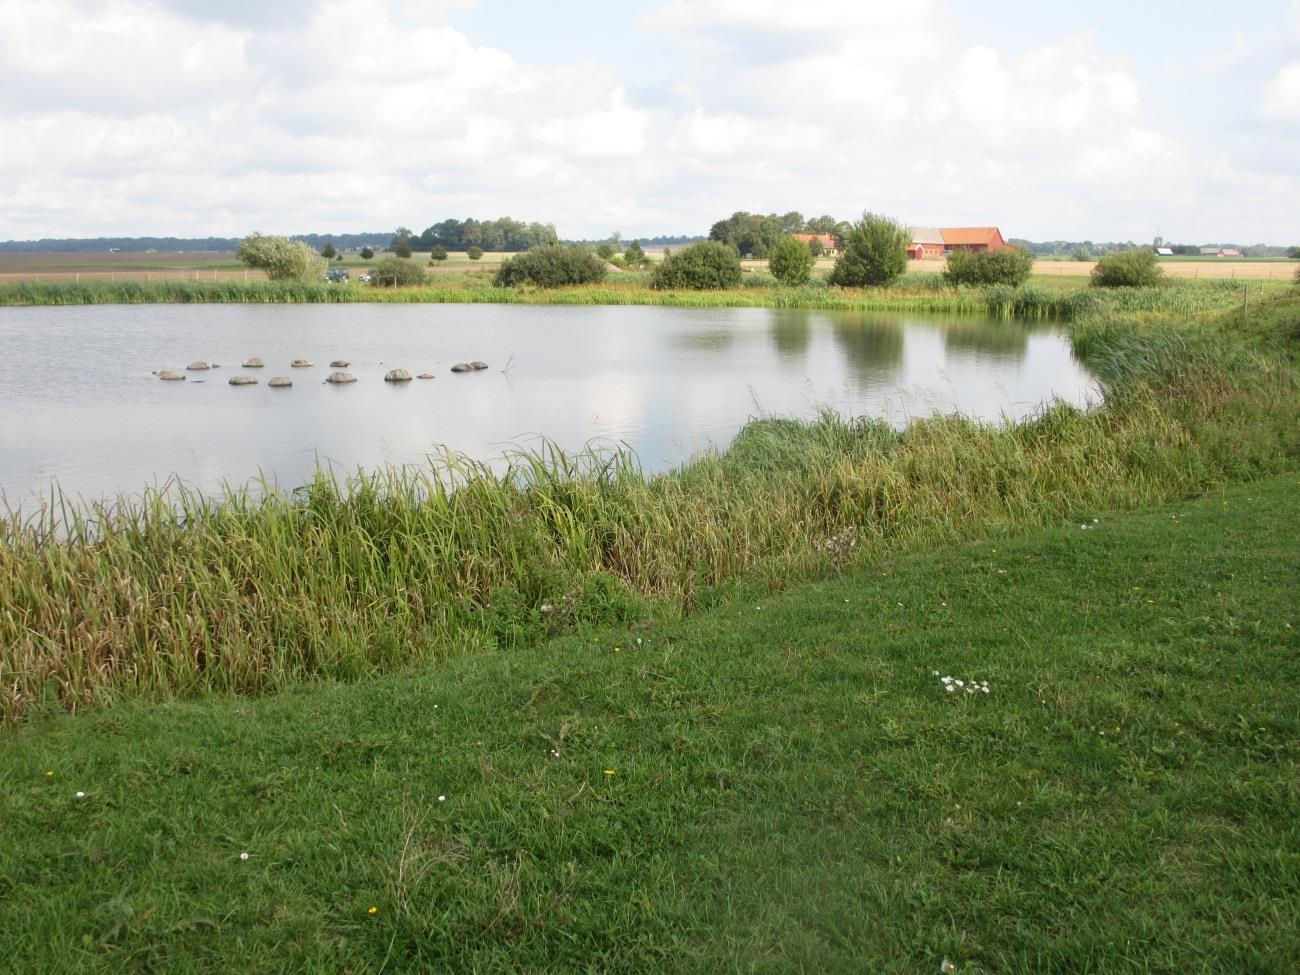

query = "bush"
[
  {"left": 429, "top": 245, "right": 448, "bottom": 263},
  {"left": 360, "top": 247, "right": 374, "bottom": 260},
  {"left": 596, "top": 243, "right": 615, "bottom": 260},
  {"left": 467, "top": 246, "right": 483, "bottom": 261},
  {"left": 1091, "top": 249, "right": 1164, "bottom": 288},
  {"left": 623, "top": 241, "right": 646, "bottom": 267},
  {"left": 808, "top": 237, "right": 824, "bottom": 258},
  {"left": 392, "top": 239, "right": 412, "bottom": 259},
  {"left": 368, "top": 256, "right": 427, "bottom": 288},
  {"left": 236, "top": 233, "right": 326, "bottom": 281},
  {"left": 943, "top": 246, "right": 1034, "bottom": 287},
  {"left": 769, "top": 236, "right": 815, "bottom": 286},
  {"left": 828, "top": 213, "right": 909, "bottom": 287},
  {"left": 493, "top": 245, "right": 608, "bottom": 288},
  {"left": 649, "top": 241, "right": 743, "bottom": 290}
]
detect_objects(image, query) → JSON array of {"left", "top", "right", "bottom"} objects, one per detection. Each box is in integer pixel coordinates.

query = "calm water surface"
[{"left": 0, "top": 303, "right": 1099, "bottom": 505}]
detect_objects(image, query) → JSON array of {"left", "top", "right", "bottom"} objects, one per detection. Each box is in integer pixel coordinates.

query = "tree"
[
  {"left": 769, "top": 236, "right": 815, "bottom": 286},
  {"left": 623, "top": 240, "right": 646, "bottom": 267},
  {"left": 708, "top": 211, "right": 785, "bottom": 259},
  {"left": 806, "top": 215, "right": 838, "bottom": 234},
  {"left": 828, "top": 213, "right": 910, "bottom": 287},
  {"left": 1090, "top": 248, "right": 1164, "bottom": 287},
  {"left": 493, "top": 245, "right": 607, "bottom": 287},
  {"left": 943, "top": 247, "right": 1034, "bottom": 287},
  {"left": 808, "top": 237, "right": 824, "bottom": 258},
  {"left": 236, "top": 232, "right": 326, "bottom": 281},
  {"left": 467, "top": 246, "right": 484, "bottom": 261},
  {"left": 320, "top": 243, "right": 337, "bottom": 260},
  {"left": 596, "top": 243, "right": 616, "bottom": 260},
  {"left": 650, "top": 241, "right": 742, "bottom": 290},
  {"left": 393, "top": 238, "right": 412, "bottom": 259},
  {"left": 780, "top": 211, "right": 806, "bottom": 234},
  {"left": 1288, "top": 246, "right": 1300, "bottom": 259},
  {"left": 369, "top": 256, "right": 427, "bottom": 287},
  {"left": 429, "top": 245, "right": 448, "bottom": 262},
  {"left": 360, "top": 247, "right": 374, "bottom": 260}
]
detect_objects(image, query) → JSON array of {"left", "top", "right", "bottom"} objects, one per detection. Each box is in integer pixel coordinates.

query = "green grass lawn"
[{"left": 2, "top": 475, "right": 1296, "bottom": 973}]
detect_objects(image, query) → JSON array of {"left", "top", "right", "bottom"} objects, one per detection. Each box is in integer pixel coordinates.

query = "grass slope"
[{"left": 2, "top": 475, "right": 1296, "bottom": 973}]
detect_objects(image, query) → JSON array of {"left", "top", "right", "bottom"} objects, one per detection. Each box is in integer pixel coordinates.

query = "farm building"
[
  {"left": 907, "top": 227, "right": 1010, "bottom": 259},
  {"left": 791, "top": 233, "right": 837, "bottom": 255},
  {"left": 907, "top": 228, "right": 945, "bottom": 260},
  {"left": 1156, "top": 247, "right": 1174, "bottom": 256},
  {"left": 1200, "top": 246, "right": 1243, "bottom": 257}
]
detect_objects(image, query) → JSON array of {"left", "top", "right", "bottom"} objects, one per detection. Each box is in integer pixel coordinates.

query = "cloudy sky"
[{"left": 2, "top": 0, "right": 1298, "bottom": 243}]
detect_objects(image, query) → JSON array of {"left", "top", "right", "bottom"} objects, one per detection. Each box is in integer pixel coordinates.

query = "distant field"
[
  {"left": 0, "top": 250, "right": 511, "bottom": 284},
  {"left": 1, "top": 249, "right": 1293, "bottom": 285}
]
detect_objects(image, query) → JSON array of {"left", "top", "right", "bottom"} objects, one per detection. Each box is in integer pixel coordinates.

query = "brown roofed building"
[
  {"left": 791, "top": 233, "right": 838, "bottom": 255},
  {"left": 908, "top": 226, "right": 1011, "bottom": 259}
]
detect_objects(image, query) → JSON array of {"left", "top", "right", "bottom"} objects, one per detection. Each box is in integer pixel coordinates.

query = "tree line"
[
  {"left": 707, "top": 212, "right": 854, "bottom": 260},
  {"left": 413, "top": 218, "right": 558, "bottom": 252}
]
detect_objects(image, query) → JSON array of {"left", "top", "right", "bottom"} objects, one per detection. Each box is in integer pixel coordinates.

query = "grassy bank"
[
  {"left": 2, "top": 295, "right": 1298, "bottom": 727},
  {"left": 2, "top": 474, "right": 1296, "bottom": 972},
  {"left": 0, "top": 272, "right": 1289, "bottom": 318}
]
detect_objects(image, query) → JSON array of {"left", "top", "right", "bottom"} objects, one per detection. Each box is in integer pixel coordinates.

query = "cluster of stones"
[{"left": 158, "top": 355, "right": 481, "bottom": 385}]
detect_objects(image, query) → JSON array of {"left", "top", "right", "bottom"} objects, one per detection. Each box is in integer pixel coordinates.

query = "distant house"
[
  {"left": 907, "top": 227, "right": 1010, "bottom": 259},
  {"left": 1200, "top": 246, "right": 1243, "bottom": 257},
  {"left": 907, "top": 227, "right": 945, "bottom": 260},
  {"left": 1155, "top": 247, "right": 1174, "bottom": 256},
  {"left": 791, "top": 233, "right": 838, "bottom": 255}
]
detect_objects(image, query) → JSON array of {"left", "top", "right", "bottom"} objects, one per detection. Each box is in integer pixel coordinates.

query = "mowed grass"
[{"left": 1, "top": 475, "right": 1296, "bottom": 973}]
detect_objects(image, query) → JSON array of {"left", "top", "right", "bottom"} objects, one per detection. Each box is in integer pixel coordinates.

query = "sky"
[{"left": 1, "top": 0, "right": 1298, "bottom": 243}]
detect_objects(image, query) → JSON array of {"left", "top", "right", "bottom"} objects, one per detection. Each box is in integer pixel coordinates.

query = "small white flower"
[
  {"left": 438, "top": 795, "right": 446, "bottom": 802},
  {"left": 941, "top": 959, "right": 956, "bottom": 973},
  {"left": 932, "top": 670, "right": 940, "bottom": 677},
  {"left": 945, "top": 685, "right": 955, "bottom": 693},
  {"left": 981, "top": 686, "right": 990, "bottom": 694},
  {"left": 239, "top": 852, "right": 250, "bottom": 861},
  {"left": 955, "top": 680, "right": 964, "bottom": 688},
  {"left": 75, "top": 791, "right": 86, "bottom": 799}
]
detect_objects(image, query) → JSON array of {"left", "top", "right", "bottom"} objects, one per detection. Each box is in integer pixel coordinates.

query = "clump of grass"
[{"left": 2, "top": 297, "right": 1296, "bottom": 726}]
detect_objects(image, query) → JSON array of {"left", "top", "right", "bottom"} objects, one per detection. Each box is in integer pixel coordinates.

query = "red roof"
[{"left": 941, "top": 227, "right": 1004, "bottom": 246}]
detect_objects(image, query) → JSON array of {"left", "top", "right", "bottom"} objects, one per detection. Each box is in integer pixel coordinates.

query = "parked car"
[{"left": 325, "top": 267, "right": 350, "bottom": 283}]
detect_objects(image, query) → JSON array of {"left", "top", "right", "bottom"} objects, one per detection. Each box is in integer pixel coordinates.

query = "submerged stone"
[
  {"left": 470, "top": 361, "right": 489, "bottom": 370},
  {"left": 157, "top": 369, "right": 186, "bottom": 381},
  {"left": 229, "top": 375, "right": 258, "bottom": 386},
  {"left": 186, "top": 361, "right": 209, "bottom": 371},
  {"left": 450, "top": 362, "right": 472, "bottom": 373},
  {"left": 384, "top": 368, "right": 413, "bottom": 383},
  {"left": 268, "top": 376, "right": 293, "bottom": 388},
  {"left": 291, "top": 358, "right": 313, "bottom": 368},
  {"left": 329, "top": 359, "right": 350, "bottom": 368},
  {"left": 417, "top": 372, "right": 434, "bottom": 380},
  {"left": 242, "top": 356, "right": 265, "bottom": 368},
  {"left": 325, "top": 371, "right": 357, "bottom": 384}
]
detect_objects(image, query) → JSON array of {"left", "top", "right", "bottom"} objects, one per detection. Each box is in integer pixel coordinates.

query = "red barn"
[
  {"left": 908, "top": 226, "right": 1010, "bottom": 259},
  {"left": 791, "top": 233, "right": 838, "bottom": 255}
]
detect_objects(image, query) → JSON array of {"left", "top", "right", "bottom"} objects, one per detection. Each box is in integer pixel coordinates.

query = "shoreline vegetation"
[
  {"left": 1, "top": 288, "right": 1297, "bottom": 727},
  {"left": 0, "top": 270, "right": 1291, "bottom": 318}
]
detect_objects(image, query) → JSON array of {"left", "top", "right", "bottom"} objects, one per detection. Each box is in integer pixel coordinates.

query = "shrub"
[
  {"left": 623, "top": 241, "right": 646, "bottom": 267},
  {"left": 392, "top": 239, "right": 412, "bottom": 259},
  {"left": 808, "top": 237, "right": 824, "bottom": 258},
  {"left": 320, "top": 243, "right": 337, "bottom": 259},
  {"left": 828, "top": 213, "right": 909, "bottom": 287},
  {"left": 596, "top": 243, "right": 615, "bottom": 260},
  {"left": 360, "top": 247, "right": 374, "bottom": 260},
  {"left": 368, "top": 256, "right": 427, "bottom": 288},
  {"left": 236, "top": 233, "right": 326, "bottom": 281},
  {"left": 467, "top": 246, "right": 483, "bottom": 261},
  {"left": 649, "top": 241, "right": 742, "bottom": 290},
  {"left": 768, "top": 236, "right": 815, "bottom": 286},
  {"left": 1091, "top": 249, "right": 1164, "bottom": 288},
  {"left": 429, "top": 245, "right": 448, "bottom": 263},
  {"left": 493, "top": 245, "right": 607, "bottom": 288},
  {"left": 943, "top": 246, "right": 1034, "bottom": 287}
]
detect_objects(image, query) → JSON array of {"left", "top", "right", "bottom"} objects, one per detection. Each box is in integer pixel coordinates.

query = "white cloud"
[
  {"left": 1262, "top": 63, "right": 1300, "bottom": 120},
  {"left": 0, "top": 0, "right": 1295, "bottom": 241}
]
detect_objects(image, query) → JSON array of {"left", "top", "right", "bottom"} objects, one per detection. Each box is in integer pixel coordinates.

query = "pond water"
[{"left": 0, "top": 303, "right": 1099, "bottom": 506}]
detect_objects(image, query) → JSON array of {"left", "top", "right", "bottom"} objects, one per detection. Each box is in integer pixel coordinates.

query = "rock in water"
[
  {"left": 417, "top": 373, "right": 434, "bottom": 380},
  {"left": 291, "top": 358, "right": 313, "bottom": 368},
  {"left": 329, "top": 359, "right": 350, "bottom": 368},
  {"left": 229, "top": 375, "right": 258, "bottom": 386},
  {"left": 384, "top": 368, "right": 413, "bottom": 383},
  {"left": 186, "top": 360, "right": 209, "bottom": 371},
  {"left": 243, "top": 356, "right": 265, "bottom": 368},
  {"left": 470, "top": 361, "right": 489, "bottom": 370},
  {"left": 268, "top": 376, "right": 293, "bottom": 388},
  {"left": 157, "top": 369, "right": 186, "bottom": 381},
  {"left": 450, "top": 362, "right": 472, "bottom": 373},
  {"left": 325, "top": 371, "right": 357, "bottom": 384}
]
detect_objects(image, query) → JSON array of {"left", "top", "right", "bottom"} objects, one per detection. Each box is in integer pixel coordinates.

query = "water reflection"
[{"left": 0, "top": 303, "right": 1098, "bottom": 505}]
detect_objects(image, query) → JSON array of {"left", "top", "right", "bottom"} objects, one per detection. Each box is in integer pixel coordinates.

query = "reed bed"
[
  {"left": 3, "top": 297, "right": 1297, "bottom": 726},
  {"left": 0, "top": 275, "right": 1282, "bottom": 318}
]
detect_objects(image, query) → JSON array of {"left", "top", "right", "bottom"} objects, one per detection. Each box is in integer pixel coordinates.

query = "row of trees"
[
  {"left": 412, "top": 218, "right": 558, "bottom": 252},
  {"left": 708, "top": 211, "right": 852, "bottom": 260}
]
